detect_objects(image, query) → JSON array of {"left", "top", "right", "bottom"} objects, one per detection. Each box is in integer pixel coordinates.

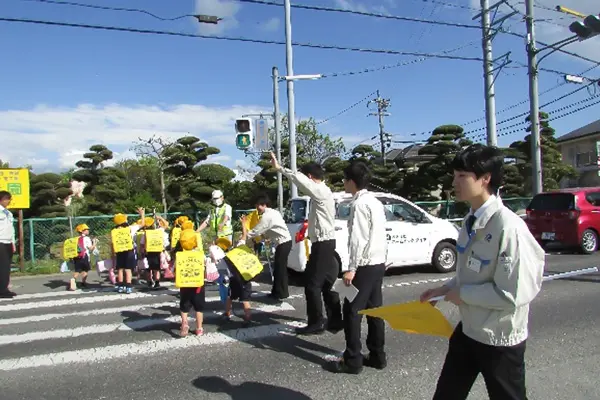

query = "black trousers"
[
  {"left": 0, "top": 243, "right": 13, "bottom": 293},
  {"left": 343, "top": 263, "right": 386, "bottom": 369},
  {"left": 305, "top": 239, "right": 342, "bottom": 327},
  {"left": 271, "top": 240, "right": 292, "bottom": 299},
  {"left": 433, "top": 323, "right": 528, "bottom": 400}
]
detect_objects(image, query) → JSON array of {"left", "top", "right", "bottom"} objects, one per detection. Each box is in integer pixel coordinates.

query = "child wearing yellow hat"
[
  {"left": 139, "top": 215, "right": 169, "bottom": 289},
  {"left": 111, "top": 208, "right": 145, "bottom": 294},
  {"left": 68, "top": 223, "right": 97, "bottom": 291},
  {"left": 177, "top": 228, "right": 205, "bottom": 337}
]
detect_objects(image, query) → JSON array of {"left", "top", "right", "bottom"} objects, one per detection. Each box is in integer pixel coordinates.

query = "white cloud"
[
  {"left": 0, "top": 103, "right": 269, "bottom": 171},
  {"left": 195, "top": 0, "right": 241, "bottom": 35},
  {"left": 204, "top": 154, "right": 232, "bottom": 165},
  {"left": 259, "top": 17, "right": 280, "bottom": 33},
  {"left": 334, "top": 0, "right": 369, "bottom": 13}
]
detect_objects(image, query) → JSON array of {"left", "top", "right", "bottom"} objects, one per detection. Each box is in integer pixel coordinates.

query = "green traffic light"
[{"left": 236, "top": 134, "right": 251, "bottom": 149}]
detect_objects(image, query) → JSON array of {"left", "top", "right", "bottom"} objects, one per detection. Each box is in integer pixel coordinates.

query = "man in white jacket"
[
  {"left": 326, "top": 161, "right": 387, "bottom": 374},
  {"left": 271, "top": 152, "right": 343, "bottom": 335},
  {"left": 420, "top": 144, "right": 545, "bottom": 400}
]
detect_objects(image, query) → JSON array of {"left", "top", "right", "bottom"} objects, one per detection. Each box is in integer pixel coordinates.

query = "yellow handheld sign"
[
  {"left": 170, "top": 227, "right": 182, "bottom": 249},
  {"left": 63, "top": 237, "right": 79, "bottom": 260},
  {"left": 226, "top": 245, "right": 264, "bottom": 281},
  {"left": 175, "top": 250, "right": 205, "bottom": 288},
  {"left": 0, "top": 169, "right": 30, "bottom": 209},
  {"left": 111, "top": 227, "right": 134, "bottom": 253},
  {"left": 145, "top": 230, "right": 164, "bottom": 253}
]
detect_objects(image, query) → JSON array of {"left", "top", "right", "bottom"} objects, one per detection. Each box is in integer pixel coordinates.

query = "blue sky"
[{"left": 0, "top": 0, "right": 598, "bottom": 176}]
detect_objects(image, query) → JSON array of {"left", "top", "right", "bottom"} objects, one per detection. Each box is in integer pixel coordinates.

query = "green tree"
[
  {"left": 26, "top": 173, "right": 72, "bottom": 218},
  {"left": 405, "top": 124, "right": 472, "bottom": 201},
  {"left": 115, "top": 158, "right": 163, "bottom": 211},
  {"left": 71, "top": 145, "right": 129, "bottom": 214},
  {"left": 347, "top": 144, "right": 402, "bottom": 194},
  {"left": 507, "top": 111, "right": 577, "bottom": 194}
]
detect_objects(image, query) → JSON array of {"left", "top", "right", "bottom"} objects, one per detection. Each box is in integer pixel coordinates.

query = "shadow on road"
[{"left": 192, "top": 376, "right": 313, "bottom": 399}]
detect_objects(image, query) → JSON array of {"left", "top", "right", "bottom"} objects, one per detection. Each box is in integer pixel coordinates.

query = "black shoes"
[
  {"left": 0, "top": 291, "right": 16, "bottom": 298},
  {"left": 295, "top": 322, "right": 326, "bottom": 335},
  {"left": 325, "top": 354, "right": 387, "bottom": 375}
]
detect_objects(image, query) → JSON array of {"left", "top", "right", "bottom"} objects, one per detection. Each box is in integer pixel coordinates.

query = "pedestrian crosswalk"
[{"left": 0, "top": 281, "right": 306, "bottom": 372}]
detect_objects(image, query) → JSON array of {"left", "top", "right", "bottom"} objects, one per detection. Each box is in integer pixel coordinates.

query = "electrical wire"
[
  {"left": 0, "top": 17, "right": 490, "bottom": 60},
  {"left": 235, "top": 0, "right": 483, "bottom": 30},
  {"left": 319, "top": 40, "right": 480, "bottom": 79},
  {"left": 315, "top": 91, "right": 377, "bottom": 125},
  {"left": 17, "top": 0, "right": 198, "bottom": 21}
]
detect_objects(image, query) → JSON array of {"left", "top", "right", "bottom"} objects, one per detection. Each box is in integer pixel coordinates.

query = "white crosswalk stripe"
[{"left": 0, "top": 283, "right": 305, "bottom": 372}]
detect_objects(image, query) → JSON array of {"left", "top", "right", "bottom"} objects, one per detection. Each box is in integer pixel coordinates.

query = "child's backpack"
[{"left": 76, "top": 236, "right": 87, "bottom": 259}]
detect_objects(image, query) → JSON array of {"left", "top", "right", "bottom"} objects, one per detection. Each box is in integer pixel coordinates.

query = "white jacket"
[
  {"left": 246, "top": 207, "right": 291, "bottom": 246},
  {"left": 445, "top": 197, "right": 545, "bottom": 347},
  {"left": 347, "top": 190, "right": 387, "bottom": 271},
  {"left": 279, "top": 167, "right": 336, "bottom": 242}
]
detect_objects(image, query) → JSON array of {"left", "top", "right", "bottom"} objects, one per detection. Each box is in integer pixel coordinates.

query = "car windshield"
[
  {"left": 528, "top": 193, "right": 575, "bottom": 211},
  {"left": 284, "top": 199, "right": 307, "bottom": 224}
]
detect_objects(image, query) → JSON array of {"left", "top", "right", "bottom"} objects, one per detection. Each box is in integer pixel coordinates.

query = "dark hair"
[
  {"left": 451, "top": 144, "right": 504, "bottom": 193},
  {"left": 343, "top": 161, "right": 372, "bottom": 190},
  {"left": 0, "top": 191, "right": 12, "bottom": 200},
  {"left": 254, "top": 193, "right": 271, "bottom": 207},
  {"left": 299, "top": 162, "right": 325, "bottom": 180}
]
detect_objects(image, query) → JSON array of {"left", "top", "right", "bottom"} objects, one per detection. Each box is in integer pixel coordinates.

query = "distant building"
[
  {"left": 385, "top": 144, "right": 435, "bottom": 168},
  {"left": 556, "top": 118, "right": 600, "bottom": 188}
]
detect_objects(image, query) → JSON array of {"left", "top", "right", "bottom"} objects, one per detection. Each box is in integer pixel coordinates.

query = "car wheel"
[
  {"left": 580, "top": 229, "right": 598, "bottom": 254},
  {"left": 432, "top": 242, "right": 457, "bottom": 273}
]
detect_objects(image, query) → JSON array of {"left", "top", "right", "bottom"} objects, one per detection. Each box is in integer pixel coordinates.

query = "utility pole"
[
  {"left": 272, "top": 66, "right": 284, "bottom": 213},
  {"left": 525, "top": 0, "right": 543, "bottom": 195},
  {"left": 368, "top": 91, "right": 391, "bottom": 165},
  {"left": 283, "top": 0, "right": 298, "bottom": 199},
  {"left": 478, "top": 0, "right": 498, "bottom": 146}
]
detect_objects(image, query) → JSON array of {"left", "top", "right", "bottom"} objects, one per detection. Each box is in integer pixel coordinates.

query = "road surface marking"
[{"left": 0, "top": 320, "right": 306, "bottom": 371}]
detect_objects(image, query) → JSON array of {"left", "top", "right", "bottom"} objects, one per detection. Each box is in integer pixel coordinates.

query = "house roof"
[
  {"left": 385, "top": 144, "right": 426, "bottom": 161},
  {"left": 557, "top": 118, "right": 600, "bottom": 143}
]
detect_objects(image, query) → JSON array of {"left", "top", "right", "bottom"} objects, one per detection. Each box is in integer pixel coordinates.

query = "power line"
[
  {"left": 315, "top": 91, "right": 376, "bottom": 125},
  {"left": 0, "top": 17, "right": 489, "bottom": 60},
  {"left": 16, "top": 0, "right": 197, "bottom": 21},
  {"left": 236, "top": 0, "right": 483, "bottom": 30},
  {"left": 320, "top": 40, "right": 480, "bottom": 79},
  {"left": 467, "top": 96, "right": 600, "bottom": 142}
]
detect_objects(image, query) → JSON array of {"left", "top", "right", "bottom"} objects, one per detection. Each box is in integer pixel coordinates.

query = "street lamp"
[{"left": 194, "top": 15, "right": 222, "bottom": 24}]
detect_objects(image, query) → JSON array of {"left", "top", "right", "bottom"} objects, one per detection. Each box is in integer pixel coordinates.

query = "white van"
[{"left": 284, "top": 192, "right": 460, "bottom": 274}]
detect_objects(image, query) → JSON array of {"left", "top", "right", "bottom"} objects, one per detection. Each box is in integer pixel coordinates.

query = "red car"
[{"left": 526, "top": 187, "right": 600, "bottom": 254}]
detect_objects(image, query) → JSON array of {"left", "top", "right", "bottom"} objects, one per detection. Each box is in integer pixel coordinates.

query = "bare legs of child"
[{"left": 224, "top": 298, "right": 251, "bottom": 325}]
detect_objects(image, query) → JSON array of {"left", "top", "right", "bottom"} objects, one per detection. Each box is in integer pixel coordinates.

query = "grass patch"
[{"left": 11, "top": 259, "right": 64, "bottom": 276}]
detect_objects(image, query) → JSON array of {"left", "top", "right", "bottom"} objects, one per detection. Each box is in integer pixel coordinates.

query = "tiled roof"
[{"left": 557, "top": 118, "right": 600, "bottom": 143}]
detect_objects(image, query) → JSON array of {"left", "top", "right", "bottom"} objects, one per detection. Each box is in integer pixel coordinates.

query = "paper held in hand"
[{"left": 332, "top": 278, "right": 359, "bottom": 303}]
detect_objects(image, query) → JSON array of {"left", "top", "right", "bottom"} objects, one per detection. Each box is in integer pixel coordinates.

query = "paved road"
[{"left": 1, "top": 253, "right": 598, "bottom": 400}]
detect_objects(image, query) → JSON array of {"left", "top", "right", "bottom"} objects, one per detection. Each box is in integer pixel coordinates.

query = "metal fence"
[
  {"left": 14, "top": 210, "right": 253, "bottom": 264},
  {"left": 13, "top": 197, "right": 532, "bottom": 265}
]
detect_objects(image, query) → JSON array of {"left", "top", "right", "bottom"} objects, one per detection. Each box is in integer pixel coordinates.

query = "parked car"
[
  {"left": 525, "top": 187, "right": 600, "bottom": 254},
  {"left": 284, "top": 192, "right": 460, "bottom": 274}
]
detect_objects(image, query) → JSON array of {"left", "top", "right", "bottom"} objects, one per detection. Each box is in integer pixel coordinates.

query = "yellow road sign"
[{"left": 0, "top": 169, "right": 30, "bottom": 209}]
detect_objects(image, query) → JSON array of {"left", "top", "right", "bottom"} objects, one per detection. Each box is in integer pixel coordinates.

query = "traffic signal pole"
[
  {"left": 272, "top": 67, "right": 284, "bottom": 213},
  {"left": 284, "top": 0, "right": 298, "bottom": 199}
]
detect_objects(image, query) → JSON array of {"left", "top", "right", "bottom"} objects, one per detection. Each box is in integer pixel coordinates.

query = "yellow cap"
[
  {"left": 179, "top": 229, "right": 198, "bottom": 251},
  {"left": 113, "top": 213, "right": 127, "bottom": 226},
  {"left": 144, "top": 216, "right": 154, "bottom": 228},
  {"left": 75, "top": 223, "right": 89, "bottom": 233},
  {"left": 182, "top": 220, "right": 194, "bottom": 231},
  {"left": 175, "top": 216, "right": 189, "bottom": 227},
  {"left": 136, "top": 219, "right": 143, "bottom": 226},
  {"left": 216, "top": 237, "right": 232, "bottom": 251}
]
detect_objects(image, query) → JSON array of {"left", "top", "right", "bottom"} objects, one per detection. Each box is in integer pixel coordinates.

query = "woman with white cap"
[{"left": 197, "top": 190, "right": 233, "bottom": 244}]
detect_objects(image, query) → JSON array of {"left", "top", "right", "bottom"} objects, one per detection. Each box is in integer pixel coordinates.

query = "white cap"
[{"left": 212, "top": 190, "right": 224, "bottom": 199}]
